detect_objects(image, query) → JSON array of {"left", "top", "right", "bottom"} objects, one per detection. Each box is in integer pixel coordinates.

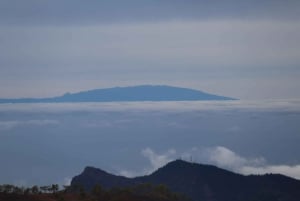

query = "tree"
[
  {"left": 2, "top": 184, "right": 14, "bottom": 193},
  {"left": 31, "top": 185, "right": 39, "bottom": 194},
  {"left": 92, "top": 184, "right": 103, "bottom": 197},
  {"left": 40, "top": 185, "right": 51, "bottom": 193},
  {"left": 51, "top": 184, "right": 59, "bottom": 194},
  {"left": 12, "top": 186, "right": 24, "bottom": 194},
  {"left": 154, "top": 184, "right": 170, "bottom": 196},
  {"left": 79, "top": 186, "right": 86, "bottom": 199},
  {"left": 62, "top": 185, "right": 70, "bottom": 193},
  {"left": 24, "top": 187, "right": 31, "bottom": 195}
]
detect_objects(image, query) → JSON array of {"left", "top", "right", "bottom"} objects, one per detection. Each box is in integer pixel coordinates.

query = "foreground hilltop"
[
  {"left": 71, "top": 160, "right": 300, "bottom": 201},
  {"left": 0, "top": 85, "right": 235, "bottom": 103}
]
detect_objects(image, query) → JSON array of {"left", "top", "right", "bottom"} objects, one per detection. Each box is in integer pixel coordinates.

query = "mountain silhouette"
[
  {"left": 71, "top": 160, "right": 300, "bottom": 201},
  {"left": 0, "top": 85, "right": 235, "bottom": 103}
]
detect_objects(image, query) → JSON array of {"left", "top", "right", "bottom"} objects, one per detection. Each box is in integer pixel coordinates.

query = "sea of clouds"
[{"left": 0, "top": 100, "right": 300, "bottom": 186}]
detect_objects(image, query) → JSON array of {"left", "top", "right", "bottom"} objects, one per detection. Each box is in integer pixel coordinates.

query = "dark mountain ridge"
[
  {"left": 71, "top": 160, "right": 300, "bottom": 201},
  {"left": 0, "top": 85, "right": 235, "bottom": 103}
]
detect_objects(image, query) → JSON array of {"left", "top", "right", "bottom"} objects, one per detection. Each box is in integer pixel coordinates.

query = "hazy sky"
[
  {"left": 0, "top": 0, "right": 300, "bottom": 99},
  {"left": 1, "top": 1, "right": 300, "bottom": 189}
]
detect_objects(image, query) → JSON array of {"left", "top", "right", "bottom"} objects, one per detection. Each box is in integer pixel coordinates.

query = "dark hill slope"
[
  {"left": 71, "top": 160, "right": 300, "bottom": 201},
  {"left": 72, "top": 166, "right": 137, "bottom": 190}
]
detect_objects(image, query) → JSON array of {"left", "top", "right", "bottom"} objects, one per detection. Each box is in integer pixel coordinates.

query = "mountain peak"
[
  {"left": 71, "top": 160, "right": 300, "bottom": 201},
  {"left": 0, "top": 85, "right": 236, "bottom": 103},
  {"left": 82, "top": 166, "right": 110, "bottom": 176},
  {"left": 78, "top": 85, "right": 236, "bottom": 101}
]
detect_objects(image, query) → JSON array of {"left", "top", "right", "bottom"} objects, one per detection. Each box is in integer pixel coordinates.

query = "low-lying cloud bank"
[
  {"left": 0, "top": 119, "right": 59, "bottom": 130},
  {"left": 202, "top": 146, "right": 300, "bottom": 179},
  {"left": 120, "top": 147, "right": 300, "bottom": 180},
  {"left": 1, "top": 100, "right": 300, "bottom": 113}
]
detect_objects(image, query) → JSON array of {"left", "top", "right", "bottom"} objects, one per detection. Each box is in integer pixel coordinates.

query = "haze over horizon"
[
  {"left": 0, "top": 0, "right": 300, "bottom": 99},
  {"left": 1, "top": 100, "right": 300, "bottom": 186},
  {"left": 1, "top": 0, "right": 300, "bottom": 190},
  {"left": 0, "top": 85, "right": 235, "bottom": 101}
]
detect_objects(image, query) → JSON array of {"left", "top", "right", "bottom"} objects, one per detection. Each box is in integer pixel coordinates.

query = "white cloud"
[
  {"left": 1, "top": 100, "right": 300, "bottom": 114},
  {"left": 196, "top": 146, "right": 300, "bottom": 180},
  {"left": 240, "top": 165, "right": 300, "bottom": 180},
  {"left": 63, "top": 177, "right": 71, "bottom": 186},
  {"left": 118, "top": 170, "right": 135, "bottom": 178},
  {"left": 204, "top": 146, "right": 265, "bottom": 170},
  {"left": 26, "top": 120, "right": 59, "bottom": 126},
  {"left": 141, "top": 148, "right": 176, "bottom": 171},
  {"left": 119, "top": 148, "right": 176, "bottom": 177},
  {"left": 0, "top": 119, "right": 59, "bottom": 130},
  {"left": 120, "top": 146, "right": 300, "bottom": 180},
  {"left": 0, "top": 121, "right": 20, "bottom": 130},
  {"left": 84, "top": 120, "right": 112, "bottom": 128},
  {"left": 227, "top": 125, "right": 241, "bottom": 133}
]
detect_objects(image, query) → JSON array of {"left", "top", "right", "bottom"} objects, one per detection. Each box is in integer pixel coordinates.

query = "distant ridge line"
[{"left": 0, "top": 85, "right": 236, "bottom": 103}]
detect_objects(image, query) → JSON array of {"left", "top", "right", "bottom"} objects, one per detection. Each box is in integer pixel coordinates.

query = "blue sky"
[{"left": 0, "top": 0, "right": 300, "bottom": 99}]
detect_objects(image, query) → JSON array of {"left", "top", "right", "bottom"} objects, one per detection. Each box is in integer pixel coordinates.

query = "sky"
[
  {"left": 0, "top": 0, "right": 300, "bottom": 99},
  {"left": 0, "top": 1, "right": 300, "bottom": 187}
]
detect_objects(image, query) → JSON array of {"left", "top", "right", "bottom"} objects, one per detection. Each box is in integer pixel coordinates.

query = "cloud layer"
[
  {"left": 120, "top": 147, "right": 300, "bottom": 180},
  {"left": 1, "top": 0, "right": 299, "bottom": 25},
  {"left": 0, "top": 119, "right": 59, "bottom": 130},
  {"left": 0, "top": 101, "right": 300, "bottom": 185}
]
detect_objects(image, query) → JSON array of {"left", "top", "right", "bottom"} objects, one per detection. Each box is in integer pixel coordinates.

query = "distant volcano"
[{"left": 0, "top": 85, "right": 236, "bottom": 103}]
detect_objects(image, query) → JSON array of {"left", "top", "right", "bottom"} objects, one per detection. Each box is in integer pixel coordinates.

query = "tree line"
[
  {"left": 0, "top": 184, "right": 62, "bottom": 195},
  {"left": 0, "top": 183, "right": 190, "bottom": 201}
]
